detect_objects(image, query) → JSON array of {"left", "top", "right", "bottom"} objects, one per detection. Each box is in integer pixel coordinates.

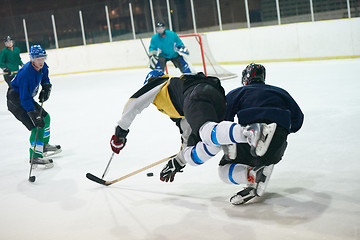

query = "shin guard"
[
  {"left": 199, "top": 121, "right": 247, "bottom": 147},
  {"left": 183, "top": 142, "right": 221, "bottom": 166},
  {"left": 218, "top": 164, "right": 251, "bottom": 185}
]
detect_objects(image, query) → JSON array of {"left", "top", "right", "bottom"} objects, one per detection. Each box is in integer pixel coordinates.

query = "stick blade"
[{"left": 86, "top": 173, "right": 111, "bottom": 186}]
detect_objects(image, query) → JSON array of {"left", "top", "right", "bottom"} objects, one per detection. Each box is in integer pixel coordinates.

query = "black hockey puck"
[
  {"left": 146, "top": 172, "right": 154, "bottom": 177},
  {"left": 29, "top": 176, "right": 36, "bottom": 182}
]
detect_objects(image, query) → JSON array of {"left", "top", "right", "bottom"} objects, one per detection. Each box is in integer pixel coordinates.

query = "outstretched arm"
[
  {"left": 110, "top": 79, "right": 168, "bottom": 154},
  {"left": 117, "top": 82, "right": 165, "bottom": 130}
]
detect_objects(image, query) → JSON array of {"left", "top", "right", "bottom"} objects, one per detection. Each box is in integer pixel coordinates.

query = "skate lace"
[{"left": 247, "top": 167, "right": 255, "bottom": 183}]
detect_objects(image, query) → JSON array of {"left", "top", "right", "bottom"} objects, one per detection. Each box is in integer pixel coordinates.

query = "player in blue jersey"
[
  {"left": 6, "top": 45, "right": 61, "bottom": 167},
  {"left": 148, "top": 22, "right": 193, "bottom": 74}
]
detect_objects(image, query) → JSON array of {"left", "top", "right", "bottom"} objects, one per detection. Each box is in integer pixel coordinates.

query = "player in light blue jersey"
[{"left": 148, "top": 22, "right": 193, "bottom": 74}]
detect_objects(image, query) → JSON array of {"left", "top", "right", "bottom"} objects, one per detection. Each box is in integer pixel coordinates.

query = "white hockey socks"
[
  {"left": 218, "top": 163, "right": 251, "bottom": 185},
  {"left": 183, "top": 142, "right": 221, "bottom": 166},
  {"left": 199, "top": 121, "right": 248, "bottom": 147}
]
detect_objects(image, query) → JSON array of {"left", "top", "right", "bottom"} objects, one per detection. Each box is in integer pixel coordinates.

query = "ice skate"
[
  {"left": 30, "top": 158, "right": 54, "bottom": 169},
  {"left": 253, "top": 164, "right": 274, "bottom": 196},
  {"left": 243, "top": 123, "right": 277, "bottom": 157},
  {"left": 230, "top": 187, "right": 257, "bottom": 205},
  {"left": 230, "top": 164, "right": 274, "bottom": 205},
  {"left": 43, "top": 144, "right": 62, "bottom": 157}
]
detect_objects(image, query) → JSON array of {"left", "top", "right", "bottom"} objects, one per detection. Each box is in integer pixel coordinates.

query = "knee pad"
[
  {"left": 199, "top": 121, "right": 218, "bottom": 146},
  {"left": 218, "top": 164, "right": 249, "bottom": 185},
  {"left": 183, "top": 142, "right": 221, "bottom": 166}
]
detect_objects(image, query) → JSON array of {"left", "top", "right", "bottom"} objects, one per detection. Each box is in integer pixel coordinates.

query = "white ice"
[{"left": 0, "top": 59, "right": 359, "bottom": 240}]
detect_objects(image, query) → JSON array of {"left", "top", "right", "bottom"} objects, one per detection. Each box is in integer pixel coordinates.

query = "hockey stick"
[
  {"left": 86, "top": 153, "right": 176, "bottom": 186},
  {"left": 139, "top": 37, "right": 150, "bottom": 58},
  {"left": 139, "top": 38, "right": 168, "bottom": 73},
  {"left": 1, "top": 71, "right": 18, "bottom": 75},
  {"left": 28, "top": 102, "right": 44, "bottom": 182},
  {"left": 101, "top": 152, "right": 115, "bottom": 179}
]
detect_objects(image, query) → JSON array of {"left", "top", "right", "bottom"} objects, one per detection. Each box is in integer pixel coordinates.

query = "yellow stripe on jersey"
[{"left": 153, "top": 77, "right": 184, "bottom": 119}]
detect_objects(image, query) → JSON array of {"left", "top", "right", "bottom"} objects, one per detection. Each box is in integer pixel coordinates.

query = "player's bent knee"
[{"left": 199, "top": 121, "right": 218, "bottom": 146}]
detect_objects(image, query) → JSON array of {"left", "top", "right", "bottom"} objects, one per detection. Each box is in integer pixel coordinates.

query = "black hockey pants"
[
  {"left": 7, "top": 88, "right": 48, "bottom": 131},
  {"left": 159, "top": 56, "right": 185, "bottom": 73},
  {"left": 183, "top": 83, "right": 226, "bottom": 146},
  {"left": 3, "top": 74, "right": 14, "bottom": 87}
]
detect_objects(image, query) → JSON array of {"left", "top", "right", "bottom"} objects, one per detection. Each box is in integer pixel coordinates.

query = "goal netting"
[{"left": 178, "top": 33, "right": 237, "bottom": 80}]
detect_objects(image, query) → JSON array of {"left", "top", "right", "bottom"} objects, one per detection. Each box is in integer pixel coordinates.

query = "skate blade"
[
  {"left": 255, "top": 123, "right": 277, "bottom": 157},
  {"left": 43, "top": 149, "right": 62, "bottom": 157},
  {"left": 32, "top": 163, "right": 54, "bottom": 169},
  {"left": 230, "top": 191, "right": 256, "bottom": 205}
]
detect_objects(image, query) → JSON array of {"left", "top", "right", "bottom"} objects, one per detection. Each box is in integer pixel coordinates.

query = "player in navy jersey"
[{"left": 219, "top": 63, "right": 304, "bottom": 204}]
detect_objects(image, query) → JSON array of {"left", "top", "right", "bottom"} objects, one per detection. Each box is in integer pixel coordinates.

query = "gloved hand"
[
  {"left": 148, "top": 54, "right": 159, "bottom": 70},
  {"left": 28, "top": 110, "right": 45, "bottom": 128},
  {"left": 110, "top": 126, "right": 129, "bottom": 154},
  {"left": 160, "top": 157, "right": 185, "bottom": 182},
  {"left": 177, "top": 47, "right": 189, "bottom": 56},
  {"left": 39, "top": 83, "right": 52, "bottom": 103},
  {"left": 3, "top": 68, "right": 11, "bottom": 75}
]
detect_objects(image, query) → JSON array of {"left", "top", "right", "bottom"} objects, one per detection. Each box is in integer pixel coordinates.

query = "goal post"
[{"left": 177, "top": 33, "right": 237, "bottom": 80}]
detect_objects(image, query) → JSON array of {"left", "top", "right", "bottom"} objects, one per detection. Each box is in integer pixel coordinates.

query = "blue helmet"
[
  {"left": 144, "top": 70, "right": 165, "bottom": 84},
  {"left": 29, "top": 45, "right": 47, "bottom": 60}
]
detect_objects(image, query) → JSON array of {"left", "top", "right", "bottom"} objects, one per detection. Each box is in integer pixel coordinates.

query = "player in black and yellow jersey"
[{"left": 110, "top": 70, "right": 270, "bottom": 180}]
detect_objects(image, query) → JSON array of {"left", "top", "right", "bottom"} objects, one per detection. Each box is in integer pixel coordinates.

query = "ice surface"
[{"left": 0, "top": 60, "right": 359, "bottom": 240}]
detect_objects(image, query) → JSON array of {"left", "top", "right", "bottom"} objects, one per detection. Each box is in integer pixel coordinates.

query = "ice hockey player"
[
  {"left": 110, "top": 70, "right": 191, "bottom": 168},
  {"left": 0, "top": 36, "right": 23, "bottom": 87},
  {"left": 6, "top": 45, "right": 61, "bottom": 168},
  {"left": 148, "top": 22, "right": 193, "bottom": 74},
  {"left": 218, "top": 63, "right": 304, "bottom": 205},
  {"left": 109, "top": 70, "right": 274, "bottom": 186}
]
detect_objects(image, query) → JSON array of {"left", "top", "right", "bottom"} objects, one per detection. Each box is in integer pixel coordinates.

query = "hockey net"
[{"left": 178, "top": 33, "right": 237, "bottom": 80}]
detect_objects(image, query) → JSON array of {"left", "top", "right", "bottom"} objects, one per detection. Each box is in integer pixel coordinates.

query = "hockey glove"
[
  {"left": 39, "top": 83, "right": 52, "bottom": 103},
  {"left": 160, "top": 157, "right": 185, "bottom": 182},
  {"left": 148, "top": 55, "right": 159, "bottom": 70},
  {"left": 177, "top": 47, "right": 189, "bottom": 56},
  {"left": 2, "top": 68, "right": 11, "bottom": 75},
  {"left": 110, "top": 126, "right": 129, "bottom": 154},
  {"left": 28, "top": 110, "right": 45, "bottom": 128}
]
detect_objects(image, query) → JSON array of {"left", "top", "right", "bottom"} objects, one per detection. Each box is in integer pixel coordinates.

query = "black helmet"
[
  {"left": 156, "top": 22, "right": 166, "bottom": 28},
  {"left": 4, "top": 36, "right": 13, "bottom": 42},
  {"left": 156, "top": 22, "right": 166, "bottom": 36},
  {"left": 242, "top": 63, "right": 266, "bottom": 85}
]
